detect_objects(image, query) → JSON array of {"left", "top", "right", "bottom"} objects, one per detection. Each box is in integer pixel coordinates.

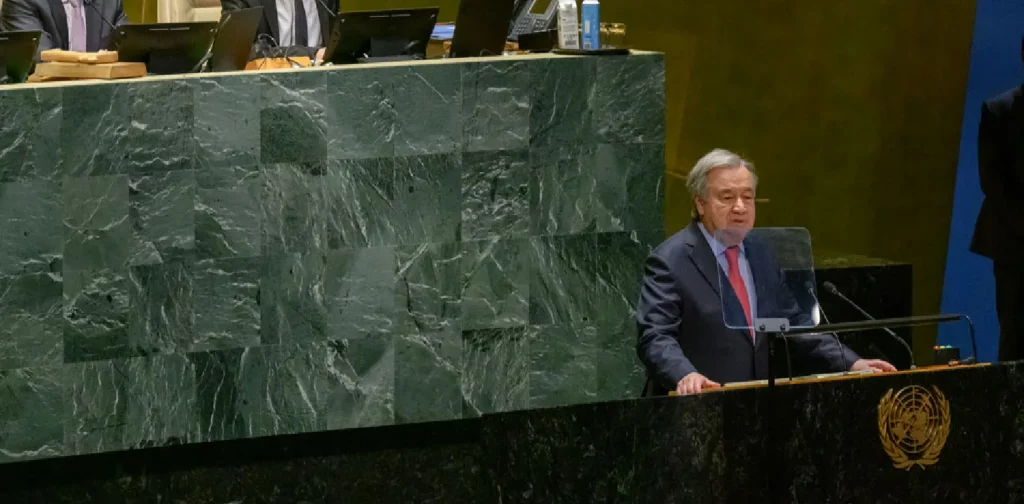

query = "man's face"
[{"left": 695, "top": 165, "right": 756, "bottom": 242}]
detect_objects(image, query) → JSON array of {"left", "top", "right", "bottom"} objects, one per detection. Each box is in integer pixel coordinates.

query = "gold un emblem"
[{"left": 877, "top": 385, "right": 950, "bottom": 470}]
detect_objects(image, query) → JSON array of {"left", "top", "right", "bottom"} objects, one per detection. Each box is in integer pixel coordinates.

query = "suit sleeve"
[
  {"left": 0, "top": 0, "right": 58, "bottom": 56},
  {"left": 789, "top": 332, "right": 860, "bottom": 372},
  {"left": 774, "top": 270, "right": 860, "bottom": 372},
  {"left": 636, "top": 252, "right": 698, "bottom": 390},
  {"left": 113, "top": 0, "right": 128, "bottom": 26},
  {"left": 220, "top": 0, "right": 248, "bottom": 12},
  {"left": 978, "top": 101, "right": 1024, "bottom": 235}
]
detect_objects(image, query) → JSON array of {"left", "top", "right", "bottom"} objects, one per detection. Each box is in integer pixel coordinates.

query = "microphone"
[
  {"left": 822, "top": 281, "right": 916, "bottom": 369},
  {"left": 314, "top": 0, "right": 337, "bottom": 19},
  {"left": 807, "top": 286, "right": 848, "bottom": 373},
  {"left": 83, "top": 0, "right": 118, "bottom": 36}
]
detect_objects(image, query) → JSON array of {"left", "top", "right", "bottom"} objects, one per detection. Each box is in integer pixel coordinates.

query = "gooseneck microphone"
[
  {"left": 83, "top": 0, "right": 118, "bottom": 35},
  {"left": 807, "top": 286, "right": 848, "bottom": 373},
  {"left": 314, "top": 0, "right": 338, "bottom": 19},
  {"left": 822, "top": 281, "right": 916, "bottom": 369}
]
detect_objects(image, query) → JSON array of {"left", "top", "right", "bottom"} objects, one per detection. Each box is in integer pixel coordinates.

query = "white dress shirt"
[
  {"left": 276, "top": 0, "right": 322, "bottom": 47},
  {"left": 61, "top": 0, "right": 88, "bottom": 51}
]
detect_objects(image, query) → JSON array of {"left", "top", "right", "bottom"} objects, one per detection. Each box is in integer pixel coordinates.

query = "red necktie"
[{"left": 726, "top": 246, "right": 754, "bottom": 340}]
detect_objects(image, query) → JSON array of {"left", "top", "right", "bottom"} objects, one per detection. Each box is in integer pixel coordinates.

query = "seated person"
[
  {"left": 222, "top": 0, "right": 337, "bottom": 62},
  {"left": 0, "top": 0, "right": 126, "bottom": 59},
  {"left": 636, "top": 148, "right": 895, "bottom": 396}
]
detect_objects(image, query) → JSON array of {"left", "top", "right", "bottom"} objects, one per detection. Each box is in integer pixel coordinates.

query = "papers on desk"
[
  {"left": 722, "top": 369, "right": 876, "bottom": 388},
  {"left": 723, "top": 378, "right": 791, "bottom": 388},
  {"left": 32, "top": 50, "right": 146, "bottom": 81}
]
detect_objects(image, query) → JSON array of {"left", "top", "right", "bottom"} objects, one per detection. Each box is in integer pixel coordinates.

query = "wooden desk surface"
[
  {"left": 671, "top": 363, "right": 991, "bottom": 396},
  {"left": 9, "top": 50, "right": 658, "bottom": 91}
]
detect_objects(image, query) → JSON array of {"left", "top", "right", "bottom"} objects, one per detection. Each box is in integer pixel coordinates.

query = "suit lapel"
[
  {"left": 316, "top": 0, "right": 332, "bottom": 46},
  {"left": 683, "top": 222, "right": 720, "bottom": 296},
  {"left": 47, "top": 0, "right": 69, "bottom": 50},
  {"left": 84, "top": 0, "right": 102, "bottom": 52},
  {"left": 264, "top": 0, "right": 280, "bottom": 42}
]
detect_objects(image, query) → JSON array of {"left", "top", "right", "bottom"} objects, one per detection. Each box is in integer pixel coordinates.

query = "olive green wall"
[
  {"left": 596, "top": 0, "right": 976, "bottom": 357},
  {"left": 124, "top": 0, "right": 152, "bottom": 23},
  {"left": 346, "top": 0, "right": 460, "bottom": 20}
]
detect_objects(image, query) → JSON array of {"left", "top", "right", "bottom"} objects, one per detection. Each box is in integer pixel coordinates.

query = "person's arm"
[
  {"left": 978, "top": 101, "right": 1024, "bottom": 235},
  {"left": 636, "top": 252, "right": 699, "bottom": 391},
  {"left": 790, "top": 332, "right": 861, "bottom": 372},
  {"left": 781, "top": 280, "right": 895, "bottom": 373},
  {"left": 1, "top": 0, "right": 58, "bottom": 57},
  {"left": 771, "top": 269, "right": 861, "bottom": 372},
  {"left": 220, "top": 0, "right": 247, "bottom": 13},
  {"left": 113, "top": 0, "right": 128, "bottom": 26}
]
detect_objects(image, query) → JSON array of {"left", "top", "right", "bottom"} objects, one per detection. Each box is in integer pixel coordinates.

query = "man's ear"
[{"left": 694, "top": 197, "right": 705, "bottom": 218}]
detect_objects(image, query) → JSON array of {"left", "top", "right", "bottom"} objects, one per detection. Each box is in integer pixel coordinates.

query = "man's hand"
[
  {"left": 315, "top": 47, "right": 326, "bottom": 64},
  {"left": 850, "top": 358, "right": 897, "bottom": 373},
  {"left": 676, "top": 372, "right": 720, "bottom": 395}
]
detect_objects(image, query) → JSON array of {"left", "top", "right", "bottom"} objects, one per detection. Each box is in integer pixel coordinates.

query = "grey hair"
[{"left": 686, "top": 148, "right": 758, "bottom": 217}]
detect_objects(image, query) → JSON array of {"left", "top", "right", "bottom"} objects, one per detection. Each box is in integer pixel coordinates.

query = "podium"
[
  {"left": 485, "top": 362, "right": 1024, "bottom": 503},
  {"left": 4, "top": 362, "right": 1022, "bottom": 502}
]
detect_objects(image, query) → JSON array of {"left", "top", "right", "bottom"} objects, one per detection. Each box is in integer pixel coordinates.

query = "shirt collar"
[{"left": 697, "top": 222, "right": 746, "bottom": 258}]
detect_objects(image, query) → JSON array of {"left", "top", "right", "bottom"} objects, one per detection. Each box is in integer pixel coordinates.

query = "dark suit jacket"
[
  {"left": 971, "top": 84, "right": 1024, "bottom": 262},
  {"left": 636, "top": 221, "right": 860, "bottom": 396},
  {"left": 0, "top": 0, "right": 125, "bottom": 58},
  {"left": 221, "top": 0, "right": 336, "bottom": 58}
]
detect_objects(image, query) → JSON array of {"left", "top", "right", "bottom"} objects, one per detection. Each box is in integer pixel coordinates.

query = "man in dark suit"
[
  {"left": 636, "top": 149, "right": 895, "bottom": 396},
  {"left": 970, "top": 37, "right": 1024, "bottom": 362},
  {"left": 222, "top": 0, "right": 337, "bottom": 61},
  {"left": 0, "top": 0, "right": 125, "bottom": 59}
]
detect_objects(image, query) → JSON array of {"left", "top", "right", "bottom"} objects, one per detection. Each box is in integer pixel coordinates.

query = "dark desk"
[{"left": 3, "top": 362, "right": 1022, "bottom": 502}]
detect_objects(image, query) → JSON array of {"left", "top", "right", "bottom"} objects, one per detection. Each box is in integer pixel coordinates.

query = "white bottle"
[
  {"left": 581, "top": 0, "right": 600, "bottom": 50},
  {"left": 556, "top": 0, "right": 580, "bottom": 50}
]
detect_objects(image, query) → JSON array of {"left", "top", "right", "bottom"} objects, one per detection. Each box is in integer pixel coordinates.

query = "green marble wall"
[{"left": 0, "top": 53, "right": 665, "bottom": 462}]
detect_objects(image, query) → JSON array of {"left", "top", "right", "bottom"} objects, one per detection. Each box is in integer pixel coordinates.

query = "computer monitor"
[
  {"left": 324, "top": 8, "right": 439, "bottom": 64},
  {"left": 208, "top": 7, "right": 263, "bottom": 72},
  {"left": 0, "top": 30, "right": 41, "bottom": 84},
  {"left": 449, "top": 0, "right": 515, "bottom": 58},
  {"left": 114, "top": 23, "right": 218, "bottom": 75}
]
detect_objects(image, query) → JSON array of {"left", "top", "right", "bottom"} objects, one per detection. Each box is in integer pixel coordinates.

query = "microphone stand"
[
  {"left": 808, "top": 287, "right": 847, "bottom": 373},
  {"left": 84, "top": 0, "right": 118, "bottom": 35},
  {"left": 823, "top": 282, "right": 918, "bottom": 369},
  {"left": 756, "top": 313, "right": 975, "bottom": 386}
]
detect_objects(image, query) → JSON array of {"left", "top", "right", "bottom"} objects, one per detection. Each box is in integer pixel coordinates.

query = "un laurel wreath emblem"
[{"left": 877, "top": 385, "right": 951, "bottom": 470}]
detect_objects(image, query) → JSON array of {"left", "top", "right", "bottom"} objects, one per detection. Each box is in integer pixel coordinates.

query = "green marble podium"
[{"left": 0, "top": 53, "right": 665, "bottom": 462}]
